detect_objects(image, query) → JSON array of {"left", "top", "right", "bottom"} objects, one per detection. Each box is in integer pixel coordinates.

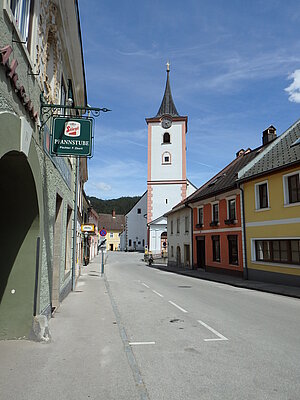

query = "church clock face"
[{"left": 161, "top": 118, "right": 172, "bottom": 129}]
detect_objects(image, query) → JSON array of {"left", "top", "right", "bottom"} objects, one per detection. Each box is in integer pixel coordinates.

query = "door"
[
  {"left": 110, "top": 244, "right": 114, "bottom": 251},
  {"left": 196, "top": 237, "right": 205, "bottom": 268}
]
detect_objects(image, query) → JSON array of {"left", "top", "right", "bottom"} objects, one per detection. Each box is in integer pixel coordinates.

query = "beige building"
[{"left": 98, "top": 211, "right": 125, "bottom": 251}]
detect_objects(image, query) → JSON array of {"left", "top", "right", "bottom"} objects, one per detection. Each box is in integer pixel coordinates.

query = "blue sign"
[{"left": 100, "top": 229, "right": 107, "bottom": 237}]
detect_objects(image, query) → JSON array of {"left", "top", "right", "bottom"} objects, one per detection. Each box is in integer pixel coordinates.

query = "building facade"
[
  {"left": 124, "top": 192, "right": 147, "bottom": 252},
  {"left": 0, "top": 0, "right": 88, "bottom": 339},
  {"left": 166, "top": 202, "right": 193, "bottom": 268},
  {"left": 98, "top": 211, "right": 125, "bottom": 251},
  {"left": 238, "top": 123, "right": 300, "bottom": 286}
]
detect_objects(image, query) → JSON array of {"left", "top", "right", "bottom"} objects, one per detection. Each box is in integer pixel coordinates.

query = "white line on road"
[
  {"left": 152, "top": 290, "right": 164, "bottom": 297},
  {"left": 129, "top": 342, "right": 156, "bottom": 345},
  {"left": 168, "top": 300, "right": 188, "bottom": 313},
  {"left": 197, "top": 320, "right": 228, "bottom": 341},
  {"left": 141, "top": 283, "right": 150, "bottom": 288}
]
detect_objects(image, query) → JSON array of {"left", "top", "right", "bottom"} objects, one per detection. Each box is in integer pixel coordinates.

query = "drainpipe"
[
  {"left": 72, "top": 156, "right": 79, "bottom": 290},
  {"left": 239, "top": 184, "right": 248, "bottom": 280},
  {"left": 187, "top": 204, "right": 194, "bottom": 269}
]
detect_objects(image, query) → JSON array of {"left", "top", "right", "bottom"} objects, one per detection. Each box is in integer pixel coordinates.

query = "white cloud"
[
  {"left": 285, "top": 70, "right": 300, "bottom": 103},
  {"left": 93, "top": 182, "right": 112, "bottom": 192}
]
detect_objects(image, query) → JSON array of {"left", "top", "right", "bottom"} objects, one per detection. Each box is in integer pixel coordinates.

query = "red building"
[{"left": 187, "top": 147, "right": 265, "bottom": 276}]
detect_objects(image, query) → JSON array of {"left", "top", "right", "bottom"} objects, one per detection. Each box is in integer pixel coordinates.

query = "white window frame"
[
  {"left": 283, "top": 170, "right": 300, "bottom": 207},
  {"left": 254, "top": 180, "right": 270, "bottom": 211},
  {"left": 250, "top": 237, "right": 300, "bottom": 268},
  {"left": 226, "top": 196, "right": 237, "bottom": 220},
  {"left": 110, "top": 232, "right": 114, "bottom": 238},
  {"left": 185, "top": 215, "right": 189, "bottom": 233},
  {"left": 162, "top": 151, "right": 171, "bottom": 165},
  {"left": 176, "top": 218, "right": 180, "bottom": 234},
  {"left": 198, "top": 206, "right": 204, "bottom": 225},
  {"left": 3, "top": 0, "right": 35, "bottom": 67},
  {"left": 211, "top": 201, "right": 219, "bottom": 223}
]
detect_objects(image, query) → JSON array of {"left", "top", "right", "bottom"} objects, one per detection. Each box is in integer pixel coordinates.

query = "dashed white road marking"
[
  {"left": 141, "top": 283, "right": 150, "bottom": 288},
  {"left": 152, "top": 290, "right": 164, "bottom": 297},
  {"left": 129, "top": 341, "right": 156, "bottom": 346},
  {"left": 197, "top": 320, "right": 228, "bottom": 341},
  {"left": 168, "top": 300, "right": 188, "bottom": 313}
]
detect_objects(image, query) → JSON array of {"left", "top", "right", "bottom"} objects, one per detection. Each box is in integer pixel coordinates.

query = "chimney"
[
  {"left": 262, "top": 125, "right": 276, "bottom": 145},
  {"left": 236, "top": 148, "right": 245, "bottom": 158},
  {"left": 112, "top": 210, "right": 116, "bottom": 218}
]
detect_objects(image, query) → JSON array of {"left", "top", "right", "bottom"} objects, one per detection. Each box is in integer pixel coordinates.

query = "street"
[
  {"left": 106, "top": 252, "right": 300, "bottom": 400},
  {"left": 1, "top": 251, "right": 300, "bottom": 400}
]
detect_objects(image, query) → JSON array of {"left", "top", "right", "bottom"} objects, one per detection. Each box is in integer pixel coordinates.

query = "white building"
[
  {"left": 146, "top": 64, "right": 196, "bottom": 255},
  {"left": 166, "top": 202, "right": 193, "bottom": 268},
  {"left": 123, "top": 192, "right": 147, "bottom": 252}
]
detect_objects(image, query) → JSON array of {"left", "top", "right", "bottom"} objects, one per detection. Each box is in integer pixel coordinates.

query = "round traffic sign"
[{"left": 100, "top": 229, "right": 107, "bottom": 237}]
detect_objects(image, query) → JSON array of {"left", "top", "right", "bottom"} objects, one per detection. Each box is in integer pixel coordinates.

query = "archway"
[{"left": 0, "top": 151, "right": 39, "bottom": 339}]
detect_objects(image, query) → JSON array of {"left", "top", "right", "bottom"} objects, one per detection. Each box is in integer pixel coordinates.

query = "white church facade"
[{"left": 146, "top": 64, "right": 196, "bottom": 255}]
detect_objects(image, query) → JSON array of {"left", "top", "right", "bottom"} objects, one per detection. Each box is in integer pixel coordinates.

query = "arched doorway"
[
  {"left": 0, "top": 151, "right": 40, "bottom": 339},
  {"left": 161, "top": 231, "right": 167, "bottom": 255},
  {"left": 176, "top": 246, "right": 181, "bottom": 266}
]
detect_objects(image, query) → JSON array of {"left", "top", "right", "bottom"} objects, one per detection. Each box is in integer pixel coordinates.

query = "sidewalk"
[
  {"left": 150, "top": 262, "right": 300, "bottom": 299},
  {"left": 0, "top": 254, "right": 140, "bottom": 400}
]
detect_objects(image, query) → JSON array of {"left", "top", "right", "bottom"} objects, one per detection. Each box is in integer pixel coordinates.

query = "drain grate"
[{"left": 178, "top": 285, "right": 192, "bottom": 288}]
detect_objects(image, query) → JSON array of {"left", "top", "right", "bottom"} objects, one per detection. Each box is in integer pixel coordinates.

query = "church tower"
[{"left": 146, "top": 64, "right": 189, "bottom": 254}]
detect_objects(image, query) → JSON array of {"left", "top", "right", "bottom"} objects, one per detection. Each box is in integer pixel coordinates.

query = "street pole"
[{"left": 101, "top": 248, "right": 104, "bottom": 276}]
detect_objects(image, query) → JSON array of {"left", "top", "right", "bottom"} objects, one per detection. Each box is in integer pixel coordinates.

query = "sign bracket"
[{"left": 39, "top": 93, "right": 111, "bottom": 134}]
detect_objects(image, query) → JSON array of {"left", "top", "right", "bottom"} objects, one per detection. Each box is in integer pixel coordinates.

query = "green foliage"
[{"left": 87, "top": 196, "right": 141, "bottom": 215}]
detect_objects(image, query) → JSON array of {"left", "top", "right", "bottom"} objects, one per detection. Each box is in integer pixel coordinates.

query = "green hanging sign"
[{"left": 51, "top": 117, "right": 93, "bottom": 157}]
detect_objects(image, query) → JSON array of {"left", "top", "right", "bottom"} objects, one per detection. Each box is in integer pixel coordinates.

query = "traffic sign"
[{"left": 100, "top": 229, "right": 107, "bottom": 237}]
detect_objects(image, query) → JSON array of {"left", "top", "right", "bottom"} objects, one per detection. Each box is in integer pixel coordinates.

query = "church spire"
[{"left": 156, "top": 62, "right": 179, "bottom": 117}]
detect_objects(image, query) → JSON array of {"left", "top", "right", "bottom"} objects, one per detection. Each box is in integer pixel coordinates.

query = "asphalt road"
[{"left": 105, "top": 251, "right": 300, "bottom": 400}]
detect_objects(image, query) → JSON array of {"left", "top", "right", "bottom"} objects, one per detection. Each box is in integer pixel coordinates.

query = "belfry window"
[{"left": 163, "top": 132, "right": 170, "bottom": 144}]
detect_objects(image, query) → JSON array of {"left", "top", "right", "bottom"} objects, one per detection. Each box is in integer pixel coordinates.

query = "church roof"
[{"left": 156, "top": 66, "right": 179, "bottom": 117}]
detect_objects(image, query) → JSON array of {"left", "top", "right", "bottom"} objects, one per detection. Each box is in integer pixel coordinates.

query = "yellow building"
[
  {"left": 98, "top": 211, "right": 125, "bottom": 251},
  {"left": 238, "top": 124, "right": 300, "bottom": 286}
]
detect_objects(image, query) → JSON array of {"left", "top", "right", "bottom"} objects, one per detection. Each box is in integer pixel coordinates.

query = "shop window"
[
  {"left": 255, "top": 239, "right": 300, "bottom": 265},
  {"left": 212, "top": 235, "right": 220, "bottom": 262},
  {"left": 228, "top": 235, "right": 238, "bottom": 265}
]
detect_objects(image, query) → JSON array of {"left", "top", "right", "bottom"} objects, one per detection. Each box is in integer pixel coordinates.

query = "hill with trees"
[{"left": 87, "top": 195, "right": 141, "bottom": 215}]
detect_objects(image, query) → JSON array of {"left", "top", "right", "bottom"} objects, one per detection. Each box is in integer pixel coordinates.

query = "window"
[
  {"left": 142, "top": 239, "right": 145, "bottom": 247},
  {"left": 255, "top": 181, "right": 269, "bottom": 209},
  {"left": 171, "top": 220, "right": 173, "bottom": 234},
  {"left": 212, "top": 235, "right": 220, "bottom": 262},
  {"left": 198, "top": 207, "right": 203, "bottom": 225},
  {"left": 185, "top": 216, "right": 189, "bottom": 233},
  {"left": 163, "top": 132, "right": 170, "bottom": 144},
  {"left": 228, "top": 235, "right": 238, "bottom": 265},
  {"left": 212, "top": 203, "right": 219, "bottom": 222},
  {"left": 171, "top": 246, "right": 174, "bottom": 257},
  {"left": 10, "top": 0, "right": 32, "bottom": 42},
  {"left": 162, "top": 152, "right": 171, "bottom": 164},
  {"left": 166, "top": 199, "right": 168, "bottom": 204},
  {"left": 288, "top": 174, "right": 300, "bottom": 204},
  {"left": 128, "top": 239, "right": 132, "bottom": 246},
  {"left": 137, "top": 208, "right": 141, "bottom": 214},
  {"left": 228, "top": 199, "right": 236, "bottom": 220},
  {"left": 255, "top": 239, "right": 300, "bottom": 265},
  {"left": 177, "top": 218, "right": 180, "bottom": 234},
  {"left": 110, "top": 232, "right": 114, "bottom": 238}
]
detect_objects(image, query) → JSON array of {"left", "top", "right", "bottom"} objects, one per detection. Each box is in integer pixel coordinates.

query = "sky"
[{"left": 79, "top": 0, "right": 300, "bottom": 200}]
